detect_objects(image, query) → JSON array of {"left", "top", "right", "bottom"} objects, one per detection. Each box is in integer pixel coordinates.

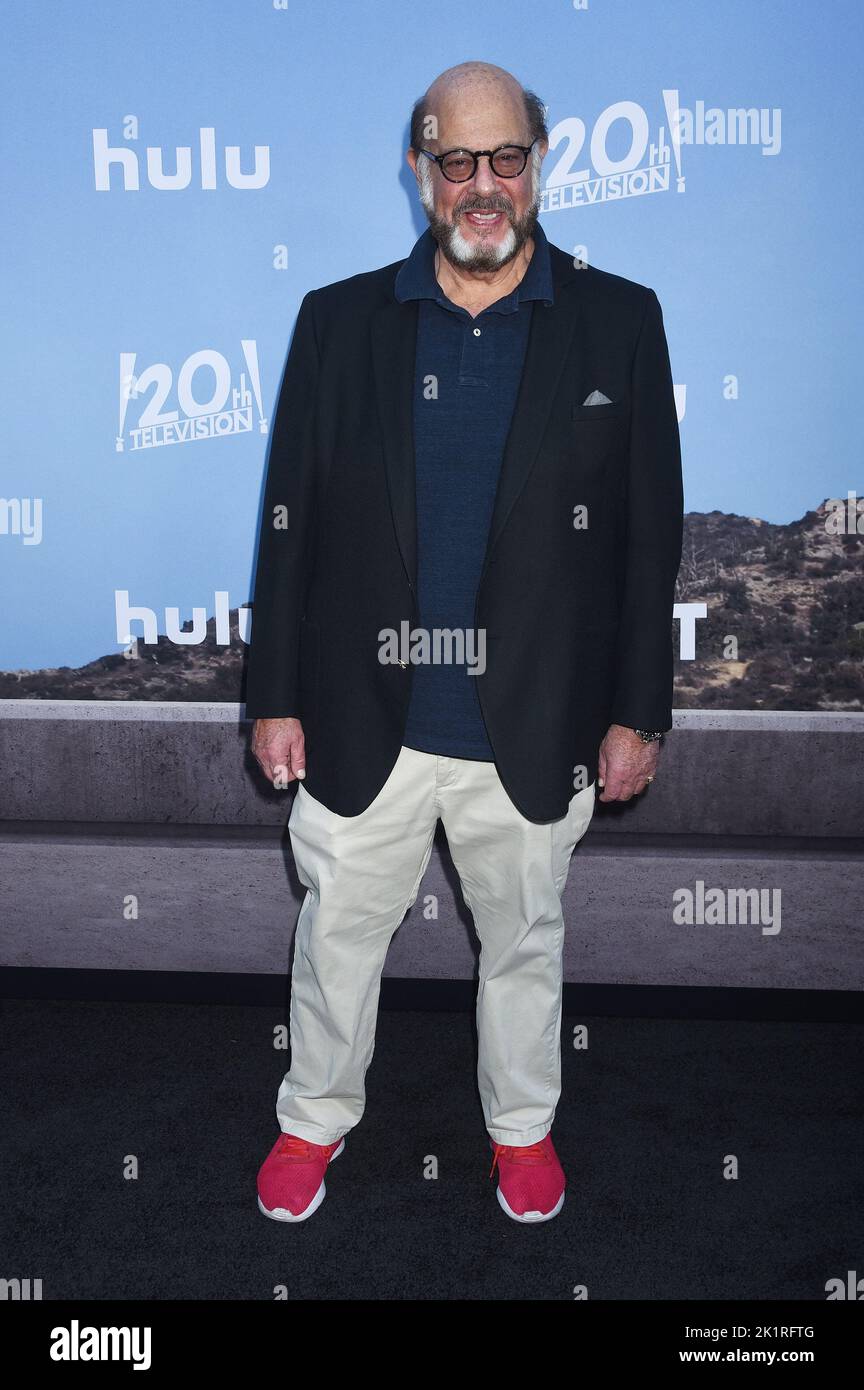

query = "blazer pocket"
[{"left": 572, "top": 401, "right": 628, "bottom": 421}]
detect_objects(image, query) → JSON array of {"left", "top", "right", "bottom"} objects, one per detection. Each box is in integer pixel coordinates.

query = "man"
[{"left": 246, "top": 61, "right": 683, "bottom": 1224}]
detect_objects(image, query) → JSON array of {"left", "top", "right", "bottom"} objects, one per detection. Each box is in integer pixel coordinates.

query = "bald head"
[{"left": 409, "top": 62, "right": 547, "bottom": 153}]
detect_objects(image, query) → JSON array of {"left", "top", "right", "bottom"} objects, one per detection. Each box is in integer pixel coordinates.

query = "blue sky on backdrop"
[{"left": 2, "top": 0, "right": 862, "bottom": 669}]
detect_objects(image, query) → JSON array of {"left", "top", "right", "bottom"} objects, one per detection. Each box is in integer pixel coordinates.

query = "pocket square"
[{"left": 582, "top": 389, "right": 613, "bottom": 406}]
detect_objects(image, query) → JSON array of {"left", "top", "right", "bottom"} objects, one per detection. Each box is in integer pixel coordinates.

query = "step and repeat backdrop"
[{"left": 2, "top": 0, "right": 861, "bottom": 711}]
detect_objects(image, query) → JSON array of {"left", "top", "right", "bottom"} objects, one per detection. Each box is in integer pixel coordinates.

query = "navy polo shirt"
[{"left": 394, "top": 221, "right": 554, "bottom": 760}]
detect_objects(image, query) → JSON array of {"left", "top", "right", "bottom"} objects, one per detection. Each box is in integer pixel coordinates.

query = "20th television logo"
[{"left": 117, "top": 343, "right": 268, "bottom": 452}]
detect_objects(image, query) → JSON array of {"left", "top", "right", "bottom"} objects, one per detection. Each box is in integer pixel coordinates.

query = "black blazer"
[{"left": 244, "top": 236, "right": 684, "bottom": 822}]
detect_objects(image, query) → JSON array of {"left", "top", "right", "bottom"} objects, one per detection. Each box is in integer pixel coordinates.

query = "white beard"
[{"left": 443, "top": 217, "right": 519, "bottom": 268}]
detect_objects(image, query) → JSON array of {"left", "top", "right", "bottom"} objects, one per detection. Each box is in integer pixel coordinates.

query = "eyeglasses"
[{"left": 417, "top": 140, "right": 537, "bottom": 183}]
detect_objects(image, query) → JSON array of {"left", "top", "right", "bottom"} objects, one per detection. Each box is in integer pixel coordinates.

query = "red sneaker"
[
  {"left": 489, "top": 1134, "right": 566, "bottom": 1222},
  {"left": 257, "top": 1131, "right": 345, "bottom": 1222}
]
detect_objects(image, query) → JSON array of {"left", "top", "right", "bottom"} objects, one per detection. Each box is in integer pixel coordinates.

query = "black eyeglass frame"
[{"left": 416, "top": 140, "right": 538, "bottom": 183}]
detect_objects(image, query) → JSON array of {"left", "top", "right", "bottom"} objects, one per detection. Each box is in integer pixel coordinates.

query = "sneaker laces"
[
  {"left": 275, "top": 1134, "right": 328, "bottom": 1162},
  {"left": 489, "top": 1139, "right": 551, "bottom": 1179}
]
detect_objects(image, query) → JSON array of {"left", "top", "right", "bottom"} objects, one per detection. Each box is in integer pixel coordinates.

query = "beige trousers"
[{"left": 276, "top": 745, "right": 595, "bottom": 1145}]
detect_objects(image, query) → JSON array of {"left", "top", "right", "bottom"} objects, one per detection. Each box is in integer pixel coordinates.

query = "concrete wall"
[{"left": 1, "top": 703, "right": 862, "bottom": 990}]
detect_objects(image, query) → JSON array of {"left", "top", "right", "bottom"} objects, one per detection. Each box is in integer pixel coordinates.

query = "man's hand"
[
  {"left": 597, "top": 723, "right": 659, "bottom": 802},
  {"left": 251, "top": 717, "right": 306, "bottom": 786}
]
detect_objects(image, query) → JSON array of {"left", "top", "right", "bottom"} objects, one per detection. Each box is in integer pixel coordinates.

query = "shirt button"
[{"left": 473, "top": 327, "right": 481, "bottom": 337}]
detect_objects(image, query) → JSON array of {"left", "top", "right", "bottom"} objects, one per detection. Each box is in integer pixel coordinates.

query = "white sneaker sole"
[{"left": 257, "top": 1137, "right": 345, "bottom": 1223}]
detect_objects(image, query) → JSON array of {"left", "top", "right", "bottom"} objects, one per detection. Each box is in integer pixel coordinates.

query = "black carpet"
[{"left": 2, "top": 995, "right": 862, "bottom": 1301}]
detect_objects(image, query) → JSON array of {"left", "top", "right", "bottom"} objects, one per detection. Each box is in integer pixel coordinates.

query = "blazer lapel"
[
  {"left": 371, "top": 295, "right": 420, "bottom": 592},
  {"left": 479, "top": 272, "right": 582, "bottom": 587}
]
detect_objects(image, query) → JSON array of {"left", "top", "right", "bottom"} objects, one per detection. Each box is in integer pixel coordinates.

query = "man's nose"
[{"left": 471, "top": 156, "right": 499, "bottom": 195}]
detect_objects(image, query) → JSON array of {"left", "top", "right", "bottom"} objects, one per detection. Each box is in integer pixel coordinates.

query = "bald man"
[{"left": 248, "top": 62, "right": 684, "bottom": 1225}]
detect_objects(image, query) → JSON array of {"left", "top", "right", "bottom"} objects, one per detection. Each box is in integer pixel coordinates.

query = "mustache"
[{"left": 455, "top": 198, "right": 513, "bottom": 214}]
